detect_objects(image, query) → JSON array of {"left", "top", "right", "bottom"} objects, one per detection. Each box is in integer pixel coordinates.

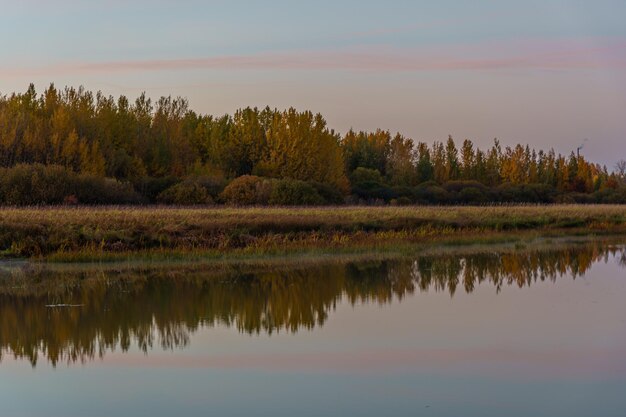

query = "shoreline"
[
  {"left": 2, "top": 233, "right": 625, "bottom": 283},
  {"left": 0, "top": 204, "right": 625, "bottom": 263}
]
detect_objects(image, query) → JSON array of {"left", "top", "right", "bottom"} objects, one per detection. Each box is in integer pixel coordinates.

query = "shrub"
[
  {"left": 154, "top": 176, "right": 224, "bottom": 205},
  {"left": 418, "top": 180, "right": 440, "bottom": 188},
  {"left": 350, "top": 167, "right": 384, "bottom": 184},
  {"left": 219, "top": 175, "right": 272, "bottom": 205},
  {"left": 0, "top": 164, "right": 142, "bottom": 205},
  {"left": 553, "top": 194, "right": 576, "bottom": 204},
  {"left": 391, "top": 186, "right": 415, "bottom": 200},
  {"left": 350, "top": 169, "right": 395, "bottom": 202},
  {"left": 564, "top": 192, "right": 595, "bottom": 204},
  {"left": 495, "top": 183, "right": 557, "bottom": 204},
  {"left": 496, "top": 183, "right": 522, "bottom": 203},
  {"left": 189, "top": 176, "right": 227, "bottom": 199},
  {"left": 268, "top": 178, "right": 324, "bottom": 206},
  {"left": 0, "top": 164, "right": 73, "bottom": 205},
  {"left": 157, "top": 182, "right": 213, "bottom": 205},
  {"left": 444, "top": 180, "right": 488, "bottom": 193},
  {"left": 351, "top": 183, "right": 396, "bottom": 202},
  {"left": 134, "top": 176, "right": 180, "bottom": 203},
  {"left": 74, "top": 176, "right": 142, "bottom": 204},
  {"left": 524, "top": 184, "right": 557, "bottom": 203},
  {"left": 457, "top": 187, "right": 487, "bottom": 204},
  {"left": 414, "top": 183, "right": 450, "bottom": 204},
  {"left": 594, "top": 187, "right": 626, "bottom": 204},
  {"left": 310, "top": 181, "right": 345, "bottom": 205},
  {"left": 390, "top": 196, "right": 412, "bottom": 206}
]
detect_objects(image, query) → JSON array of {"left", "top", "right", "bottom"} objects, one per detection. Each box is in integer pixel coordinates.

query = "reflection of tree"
[
  {"left": 412, "top": 244, "right": 614, "bottom": 295},
  {"left": 0, "top": 241, "right": 623, "bottom": 367}
]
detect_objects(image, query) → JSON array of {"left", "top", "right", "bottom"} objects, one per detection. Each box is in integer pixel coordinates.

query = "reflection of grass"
[
  {"left": 0, "top": 205, "right": 625, "bottom": 261},
  {"left": 30, "top": 232, "right": 626, "bottom": 265},
  {"left": 2, "top": 235, "right": 624, "bottom": 280}
]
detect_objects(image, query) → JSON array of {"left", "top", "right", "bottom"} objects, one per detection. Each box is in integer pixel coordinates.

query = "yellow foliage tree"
[{"left": 263, "top": 109, "right": 348, "bottom": 192}]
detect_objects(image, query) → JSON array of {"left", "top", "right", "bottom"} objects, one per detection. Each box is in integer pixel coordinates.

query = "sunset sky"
[{"left": 1, "top": 0, "right": 625, "bottom": 165}]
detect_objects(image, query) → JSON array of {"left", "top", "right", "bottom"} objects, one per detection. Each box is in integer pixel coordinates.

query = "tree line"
[{"left": 1, "top": 84, "right": 625, "bottom": 205}]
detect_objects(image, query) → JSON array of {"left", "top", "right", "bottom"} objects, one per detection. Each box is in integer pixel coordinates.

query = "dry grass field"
[{"left": 1, "top": 205, "right": 625, "bottom": 260}]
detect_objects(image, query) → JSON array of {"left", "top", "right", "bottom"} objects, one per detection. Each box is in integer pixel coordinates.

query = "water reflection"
[{"left": 1, "top": 239, "right": 624, "bottom": 367}]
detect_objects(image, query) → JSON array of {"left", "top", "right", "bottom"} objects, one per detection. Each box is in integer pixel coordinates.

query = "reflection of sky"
[
  {"left": 1, "top": 252, "right": 626, "bottom": 416},
  {"left": 1, "top": 1, "right": 626, "bottom": 165}
]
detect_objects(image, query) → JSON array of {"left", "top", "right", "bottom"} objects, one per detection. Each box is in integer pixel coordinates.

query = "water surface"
[{"left": 1, "top": 239, "right": 625, "bottom": 416}]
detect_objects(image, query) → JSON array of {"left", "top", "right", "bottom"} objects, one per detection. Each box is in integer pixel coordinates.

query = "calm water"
[{"left": 1, "top": 239, "right": 625, "bottom": 417}]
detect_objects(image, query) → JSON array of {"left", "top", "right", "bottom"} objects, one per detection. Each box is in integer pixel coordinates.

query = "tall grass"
[{"left": 1, "top": 205, "right": 625, "bottom": 260}]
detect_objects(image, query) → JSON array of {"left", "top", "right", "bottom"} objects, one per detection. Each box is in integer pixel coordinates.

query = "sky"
[{"left": 1, "top": 0, "right": 625, "bottom": 166}]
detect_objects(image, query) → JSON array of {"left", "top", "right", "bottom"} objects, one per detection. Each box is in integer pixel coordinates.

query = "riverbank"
[{"left": 1, "top": 205, "right": 625, "bottom": 262}]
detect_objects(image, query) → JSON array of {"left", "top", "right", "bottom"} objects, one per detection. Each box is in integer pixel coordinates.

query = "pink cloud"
[{"left": 3, "top": 38, "right": 626, "bottom": 77}]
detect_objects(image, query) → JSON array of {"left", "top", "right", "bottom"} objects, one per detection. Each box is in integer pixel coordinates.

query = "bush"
[
  {"left": 444, "top": 180, "right": 488, "bottom": 193},
  {"left": 351, "top": 183, "right": 396, "bottom": 202},
  {"left": 189, "top": 176, "right": 227, "bottom": 199},
  {"left": 0, "top": 164, "right": 73, "bottom": 205},
  {"left": 391, "top": 186, "right": 415, "bottom": 201},
  {"left": 495, "top": 183, "right": 557, "bottom": 204},
  {"left": 414, "top": 183, "right": 450, "bottom": 204},
  {"left": 571, "top": 193, "right": 595, "bottom": 204},
  {"left": 553, "top": 194, "right": 576, "bottom": 204},
  {"left": 594, "top": 187, "right": 626, "bottom": 204},
  {"left": 350, "top": 167, "right": 384, "bottom": 184},
  {"left": 134, "top": 176, "right": 180, "bottom": 203},
  {"left": 390, "top": 196, "right": 412, "bottom": 206},
  {"left": 0, "top": 164, "right": 142, "bottom": 205},
  {"left": 310, "top": 181, "right": 345, "bottom": 205},
  {"left": 496, "top": 183, "right": 522, "bottom": 203},
  {"left": 269, "top": 178, "right": 324, "bottom": 206},
  {"left": 154, "top": 176, "right": 224, "bottom": 205},
  {"left": 458, "top": 187, "right": 487, "bottom": 204},
  {"left": 157, "top": 182, "right": 214, "bottom": 205},
  {"left": 349, "top": 168, "right": 395, "bottom": 202},
  {"left": 219, "top": 175, "right": 272, "bottom": 205},
  {"left": 524, "top": 184, "right": 557, "bottom": 203},
  {"left": 74, "top": 176, "right": 142, "bottom": 204},
  {"left": 418, "top": 180, "right": 440, "bottom": 188}
]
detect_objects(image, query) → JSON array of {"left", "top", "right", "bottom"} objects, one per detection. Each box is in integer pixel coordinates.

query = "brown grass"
[{"left": 1, "top": 205, "right": 625, "bottom": 260}]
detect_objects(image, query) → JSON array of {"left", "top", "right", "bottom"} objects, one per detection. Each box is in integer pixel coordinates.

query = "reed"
[{"left": 1, "top": 205, "right": 625, "bottom": 260}]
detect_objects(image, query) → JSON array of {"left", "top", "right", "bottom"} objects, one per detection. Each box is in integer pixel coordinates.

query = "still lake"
[{"left": 1, "top": 238, "right": 625, "bottom": 417}]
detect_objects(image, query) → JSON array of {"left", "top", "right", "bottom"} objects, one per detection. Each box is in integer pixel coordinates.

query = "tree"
[
  {"left": 0, "top": 83, "right": 616, "bottom": 206},
  {"left": 445, "top": 136, "right": 460, "bottom": 181},
  {"left": 263, "top": 109, "right": 348, "bottom": 191},
  {"left": 225, "top": 107, "right": 267, "bottom": 177},
  {"left": 341, "top": 129, "right": 390, "bottom": 175},
  {"left": 616, "top": 160, "right": 626, "bottom": 183},
  {"left": 460, "top": 139, "right": 475, "bottom": 180},
  {"left": 415, "top": 142, "right": 434, "bottom": 183},
  {"left": 386, "top": 133, "right": 417, "bottom": 186},
  {"left": 431, "top": 141, "right": 447, "bottom": 183},
  {"left": 484, "top": 139, "right": 502, "bottom": 186}
]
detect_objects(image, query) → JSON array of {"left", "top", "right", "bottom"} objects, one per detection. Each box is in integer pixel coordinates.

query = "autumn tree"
[
  {"left": 0, "top": 83, "right": 620, "bottom": 205},
  {"left": 431, "top": 141, "right": 447, "bottom": 183},
  {"left": 445, "top": 136, "right": 460, "bottom": 181},
  {"left": 415, "top": 142, "right": 434, "bottom": 183},
  {"left": 223, "top": 107, "right": 268, "bottom": 177},
  {"left": 386, "top": 133, "right": 417, "bottom": 186},
  {"left": 460, "top": 139, "right": 475, "bottom": 180},
  {"left": 341, "top": 129, "right": 390, "bottom": 175},
  {"left": 263, "top": 109, "right": 348, "bottom": 191}
]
